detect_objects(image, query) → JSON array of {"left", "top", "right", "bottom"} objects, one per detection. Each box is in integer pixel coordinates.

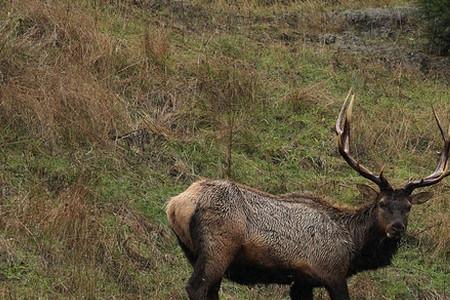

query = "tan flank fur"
[{"left": 166, "top": 180, "right": 205, "bottom": 250}]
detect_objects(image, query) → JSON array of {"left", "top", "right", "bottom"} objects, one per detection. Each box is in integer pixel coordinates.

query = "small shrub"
[
  {"left": 417, "top": 0, "right": 450, "bottom": 55},
  {"left": 142, "top": 28, "right": 170, "bottom": 71},
  {"left": 195, "top": 56, "right": 260, "bottom": 178}
]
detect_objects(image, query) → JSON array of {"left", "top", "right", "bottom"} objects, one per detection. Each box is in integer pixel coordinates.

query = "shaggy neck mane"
[
  {"left": 287, "top": 195, "right": 401, "bottom": 277},
  {"left": 236, "top": 183, "right": 401, "bottom": 276},
  {"left": 336, "top": 202, "right": 401, "bottom": 276}
]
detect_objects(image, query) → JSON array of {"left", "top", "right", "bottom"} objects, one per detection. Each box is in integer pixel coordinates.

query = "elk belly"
[{"left": 225, "top": 238, "right": 320, "bottom": 285}]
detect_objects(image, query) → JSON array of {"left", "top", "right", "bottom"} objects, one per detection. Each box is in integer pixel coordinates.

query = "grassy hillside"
[{"left": 0, "top": 0, "right": 449, "bottom": 299}]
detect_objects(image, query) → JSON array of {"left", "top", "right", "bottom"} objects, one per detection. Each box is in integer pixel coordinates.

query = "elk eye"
[{"left": 379, "top": 200, "right": 387, "bottom": 208}]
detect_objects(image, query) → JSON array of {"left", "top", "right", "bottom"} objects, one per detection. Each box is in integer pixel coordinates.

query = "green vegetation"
[
  {"left": 0, "top": 0, "right": 449, "bottom": 299},
  {"left": 417, "top": 0, "right": 450, "bottom": 55}
]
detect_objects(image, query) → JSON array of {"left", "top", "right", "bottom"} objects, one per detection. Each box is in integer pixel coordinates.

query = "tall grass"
[{"left": 0, "top": 1, "right": 131, "bottom": 147}]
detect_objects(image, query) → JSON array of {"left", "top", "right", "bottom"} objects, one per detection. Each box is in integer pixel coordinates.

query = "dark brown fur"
[{"left": 166, "top": 180, "right": 430, "bottom": 300}]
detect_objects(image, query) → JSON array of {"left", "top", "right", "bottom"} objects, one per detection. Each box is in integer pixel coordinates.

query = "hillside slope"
[{"left": 0, "top": 0, "right": 449, "bottom": 299}]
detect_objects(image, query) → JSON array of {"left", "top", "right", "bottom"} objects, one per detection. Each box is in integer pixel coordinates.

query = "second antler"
[
  {"left": 336, "top": 90, "right": 450, "bottom": 194},
  {"left": 402, "top": 107, "right": 450, "bottom": 193}
]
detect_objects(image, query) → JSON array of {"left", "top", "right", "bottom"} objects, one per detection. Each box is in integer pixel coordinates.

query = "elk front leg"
[{"left": 326, "top": 281, "right": 350, "bottom": 300}]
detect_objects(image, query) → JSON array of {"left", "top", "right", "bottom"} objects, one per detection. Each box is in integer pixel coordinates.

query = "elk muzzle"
[{"left": 385, "top": 221, "right": 405, "bottom": 239}]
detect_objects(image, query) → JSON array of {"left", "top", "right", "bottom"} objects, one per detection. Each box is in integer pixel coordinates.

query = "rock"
[
  {"left": 322, "top": 34, "right": 337, "bottom": 45},
  {"left": 340, "top": 7, "right": 418, "bottom": 32}
]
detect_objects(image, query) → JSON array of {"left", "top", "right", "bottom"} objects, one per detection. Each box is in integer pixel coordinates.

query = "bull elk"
[{"left": 166, "top": 91, "right": 450, "bottom": 300}]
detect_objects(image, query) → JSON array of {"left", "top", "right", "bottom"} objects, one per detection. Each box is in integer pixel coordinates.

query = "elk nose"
[{"left": 391, "top": 222, "right": 405, "bottom": 234}]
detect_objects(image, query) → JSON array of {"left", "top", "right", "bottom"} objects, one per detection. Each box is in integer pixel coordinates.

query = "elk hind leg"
[
  {"left": 290, "top": 281, "right": 313, "bottom": 300},
  {"left": 206, "top": 279, "right": 222, "bottom": 300},
  {"left": 186, "top": 245, "right": 236, "bottom": 300}
]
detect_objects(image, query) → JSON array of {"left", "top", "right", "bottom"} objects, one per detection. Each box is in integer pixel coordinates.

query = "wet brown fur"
[{"left": 166, "top": 179, "right": 403, "bottom": 300}]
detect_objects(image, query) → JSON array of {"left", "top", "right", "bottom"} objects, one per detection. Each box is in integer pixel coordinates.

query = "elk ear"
[
  {"left": 410, "top": 192, "right": 433, "bottom": 205},
  {"left": 356, "top": 184, "right": 378, "bottom": 201}
]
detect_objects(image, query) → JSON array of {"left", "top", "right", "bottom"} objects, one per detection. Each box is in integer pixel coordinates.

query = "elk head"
[{"left": 336, "top": 91, "right": 450, "bottom": 239}]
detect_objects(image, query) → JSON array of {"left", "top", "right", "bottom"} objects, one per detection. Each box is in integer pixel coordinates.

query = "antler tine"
[
  {"left": 432, "top": 106, "right": 446, "bottom": 141},
  {"left": 402, "top": 108, "right": 450, "bottom": 193},
  {"left": 346, "top": 94, "right": 355, "bottom": 123},
  {"left": 336, "top": 88, "right": 353, "bottom": 135},
  {"left": 336, "top": 91, "right": 392, "bottom": 191}
]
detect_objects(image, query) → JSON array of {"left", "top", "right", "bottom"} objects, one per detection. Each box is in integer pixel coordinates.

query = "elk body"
[{"left": 166, "top": 92, "right": 450, "bottom": 300}]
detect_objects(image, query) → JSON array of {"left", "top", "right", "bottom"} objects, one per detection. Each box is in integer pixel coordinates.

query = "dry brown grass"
[
  {"left": 0, "top": 1, "right": 132, "bottom": 147},
  {"left": 429, "top": 208, "right": 450, "bottom": 257},
  {"left": 142, "top": 27, "right": 171, "bottom": 70},
  {"left": 411, "top": 191, "right": 450, "bottom": 258},
  {"left": 1, "top": 66, "right": 129, "bottom": 146},
  {"left": 193, "top": 55, "right": 260, "bottom": 126},
  {"left": 0, "top": 176, "right": 173, "bottom": 297},
  {"left": 0, "top": 0, "right": 192, "bottom": 148},
  {"left": 284, "top": 82, "right": 335, "bottom": 113}
]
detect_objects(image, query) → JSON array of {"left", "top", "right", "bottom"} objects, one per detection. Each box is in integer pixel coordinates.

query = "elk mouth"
[
  {"left": 386, "top": 231, "right": 401, "bottom": 239},
  {"left": 385, "top": 227, "right": 404, "bottom": 239}
]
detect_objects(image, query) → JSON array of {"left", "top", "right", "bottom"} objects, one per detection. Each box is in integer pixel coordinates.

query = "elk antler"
[
  {"left": 336, "top": 90, "right": 392, "bottom": 191},
  {"left": 402, "top": 107, "right": 450, "bottom": 194}
]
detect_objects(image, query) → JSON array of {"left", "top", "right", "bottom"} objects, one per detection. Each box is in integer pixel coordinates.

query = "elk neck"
[{"left": 336, "top": 201, "right": 401, "bottom": 276}]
